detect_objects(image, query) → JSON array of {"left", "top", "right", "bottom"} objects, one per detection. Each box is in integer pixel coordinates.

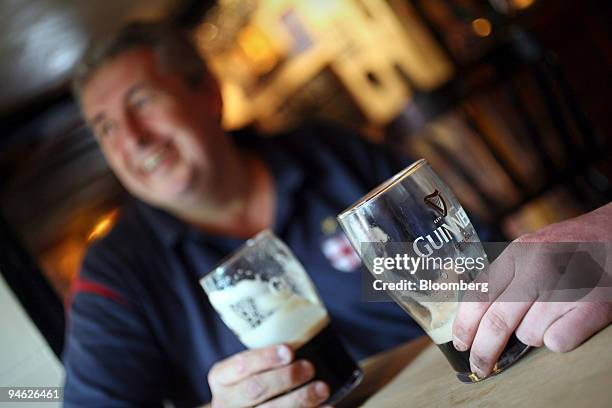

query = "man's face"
[{"left": 81, "top": 48, "right": 223, "bottom": 207}]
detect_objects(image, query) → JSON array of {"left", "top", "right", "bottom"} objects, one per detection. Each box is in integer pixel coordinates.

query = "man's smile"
[{"left": 134, "top": 141, "right": 179, "bottom": 177}]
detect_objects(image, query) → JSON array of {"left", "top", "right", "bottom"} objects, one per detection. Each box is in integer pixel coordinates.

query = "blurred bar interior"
[{"left": 0, "top": 0, "right": 610, "bottom": 355}]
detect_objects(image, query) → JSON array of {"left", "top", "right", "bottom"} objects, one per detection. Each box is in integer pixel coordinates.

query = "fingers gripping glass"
[
  {"left": 201, "top": 230, "right": 362, "bottom": 403},
  {"left": 338, "top": 159, "right": 529, "bottom": 383}
]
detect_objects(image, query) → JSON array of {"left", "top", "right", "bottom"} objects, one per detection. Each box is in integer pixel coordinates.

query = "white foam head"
[
  {"left": 207, "top": 278, "right": 329, "bottom": 349},
  {"left": 421, "top": 301, "right": 458, "bottom": 344}
]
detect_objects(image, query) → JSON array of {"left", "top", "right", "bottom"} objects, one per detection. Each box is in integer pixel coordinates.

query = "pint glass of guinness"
[
  {"left": 338, "top": 159, "right": 529, "bottom": 383},
  {"left": 200, "top": 230, "right": 362, "bottom": 404}
]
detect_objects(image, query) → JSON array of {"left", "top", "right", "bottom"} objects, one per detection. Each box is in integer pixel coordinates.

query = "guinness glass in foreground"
[
  {"left": 200, "top": 230, "right": 362, "bottom": 404},
  {"left": 338, "top": 159, "right": 529, "bottom": 383}
]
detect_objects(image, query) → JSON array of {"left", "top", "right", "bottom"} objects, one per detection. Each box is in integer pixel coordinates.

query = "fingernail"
[
  {"left": 315, "top": 382, "right": 329, "bottom": 399},
  {"left": 277, "top": 345, "right": 291, "bottom": 364},
  {"left": 470, "top": 363, "right": 485, "bottom": 379},
  {"left": 299, "top": 360, "right": 314, "bottom": 380},
  {"left": 453, "top": 336, "right": 468, "bottom": 352}
]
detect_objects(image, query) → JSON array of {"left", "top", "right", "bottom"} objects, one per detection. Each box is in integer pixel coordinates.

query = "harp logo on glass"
[
  {"left": 424, "top": 189, "right": 447, "bottom": 217},
  {"left": 414, "top": 189, "right": 472, "bottom": 257}
]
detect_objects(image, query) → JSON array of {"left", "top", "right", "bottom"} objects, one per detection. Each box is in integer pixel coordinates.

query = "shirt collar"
[{"left": 135, "top": 129, "right": 306, "bottom": 248}]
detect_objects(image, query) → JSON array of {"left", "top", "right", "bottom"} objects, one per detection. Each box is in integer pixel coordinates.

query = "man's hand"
[
  {"left": 452, "top": 203, "right": 612, "bottom": 379},
  {"left": 208, "top": 344, "right": 330, "bottom": 408}
]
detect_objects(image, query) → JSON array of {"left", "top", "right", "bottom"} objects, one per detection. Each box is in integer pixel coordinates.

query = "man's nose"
[{"left": 121, "top": 112, "right": 152, "bottom": 149}]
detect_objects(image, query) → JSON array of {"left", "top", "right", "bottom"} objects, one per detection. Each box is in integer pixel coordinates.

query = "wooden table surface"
[{"left": 346, "top": 324, "right": 612, "bottom": 408}]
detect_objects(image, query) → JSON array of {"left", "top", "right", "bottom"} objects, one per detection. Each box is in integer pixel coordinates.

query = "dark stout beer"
[
  {"left": 206, "top": 277, "right": 362, "bottom": 403},
  {"left": 294, "top": 324, "right": 362, "bottom": 403},
  {"left": 437, "top": 333, "right": 529, "bottom": 383}
]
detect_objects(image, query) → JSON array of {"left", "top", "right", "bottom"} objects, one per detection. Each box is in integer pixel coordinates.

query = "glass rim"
[
  {"left": 337, "top": 158, "right": 427, "bottom": 220},
  {"left": 200, "top": 229, "right": 275, "bottom": 284}
]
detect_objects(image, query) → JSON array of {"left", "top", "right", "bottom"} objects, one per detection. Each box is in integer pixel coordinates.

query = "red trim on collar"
[{"left": 65, "top": 277, "right": 128, "bottom": 309}]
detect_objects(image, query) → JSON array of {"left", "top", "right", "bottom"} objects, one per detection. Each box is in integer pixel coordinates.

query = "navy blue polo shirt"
[{"left": 62, "top": 123, "right": 429, "bottom": 407}]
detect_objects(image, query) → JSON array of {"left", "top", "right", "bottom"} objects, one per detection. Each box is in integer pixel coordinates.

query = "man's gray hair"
[{"left": 72, "top": 21, "right": 208, "bottom": 99}]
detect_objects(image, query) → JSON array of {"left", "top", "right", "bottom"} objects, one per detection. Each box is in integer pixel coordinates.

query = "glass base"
[
  {"left": 327, "top": 369, "right": 364, "bottom": 405},
  {"left": 456, "top": 341, "right": 531, "bottom": 383}
]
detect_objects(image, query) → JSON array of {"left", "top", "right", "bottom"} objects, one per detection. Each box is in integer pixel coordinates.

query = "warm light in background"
[
  {"left": 511, "top": 0, "right": 535, "bottom": 10},
  {"left": 87, "top": 209, "right": 119, "bottom": 242},
  {"left": 40, "top": 238, "right": 86, "bottom": 295},
  {"left": 472, "top": 18, "right": 492, "bottom": 37},
  {"left": 198, "top": 22, "right": 219, "bottom": 43},
  {"left": 195, "top": 0, "right": 453, "bottom": 131},
  {"left": 38, "top": 208, "right": 121, "bottom": 297},
  {"left": 237, "top": 25, "right": 279, "bottom": 74},
  {"left": 488, "top": 0, "right": 536, "bottom": 14}
]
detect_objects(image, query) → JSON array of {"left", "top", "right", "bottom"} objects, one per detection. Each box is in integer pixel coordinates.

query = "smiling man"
[
  {"left": 63, "top": 22, "right": 425, "bottom": 407},
  {"left": 76, "top": 38, "right": 270, "bottom": 237}
]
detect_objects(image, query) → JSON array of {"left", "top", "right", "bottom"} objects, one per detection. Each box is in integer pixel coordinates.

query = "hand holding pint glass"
[
  {"left": 338, "top": 159, "right": 530, "bottom": 383},
  {"left": 201, "top": 231, "right": 362, "bottom": 405}
]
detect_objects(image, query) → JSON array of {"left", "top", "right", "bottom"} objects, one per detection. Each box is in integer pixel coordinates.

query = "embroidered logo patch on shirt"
[{"left": 321, "top": 233, "right": 361, "bottom": 272}]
